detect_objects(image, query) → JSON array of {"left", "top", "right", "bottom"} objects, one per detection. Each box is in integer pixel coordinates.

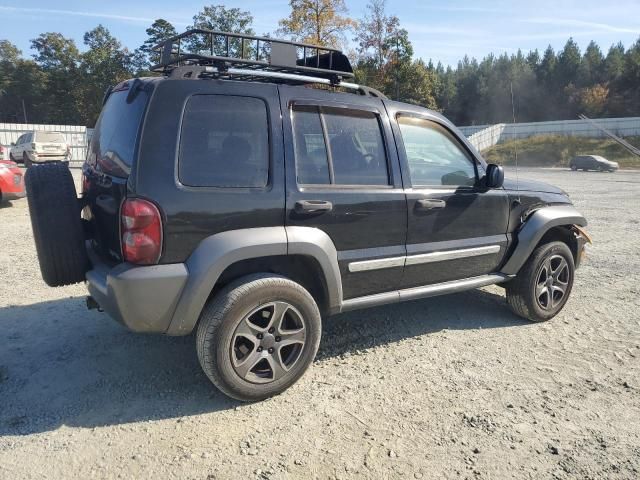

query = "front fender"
[{"left": 500, "top": 205, "right": 587, "bottom": 276}]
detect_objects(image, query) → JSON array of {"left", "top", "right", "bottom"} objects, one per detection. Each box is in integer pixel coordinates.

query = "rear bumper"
[
  {"left": 1, "top": 190, "right": 26, "bottom": 201},
  {"left": 28, "top": 152, "right": 69, "bottom": 162},
  {"left": 86, "top": 249, "right": 188, "bottom": 333}
]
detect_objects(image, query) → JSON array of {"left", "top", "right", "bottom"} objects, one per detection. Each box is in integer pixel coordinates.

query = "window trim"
[
  {"left": 291, "top": 103, "right": 393, "bottom": 189},
  {"left": 176, "top": 93, "right": 272, "bottom": 191},
  {"left": 396, "top": 113, "right": 482, "bottom": 190}
]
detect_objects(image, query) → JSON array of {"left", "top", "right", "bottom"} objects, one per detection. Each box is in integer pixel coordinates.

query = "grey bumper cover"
[{"left": 86, "top": 261, "right": 188, "bottom": 333}]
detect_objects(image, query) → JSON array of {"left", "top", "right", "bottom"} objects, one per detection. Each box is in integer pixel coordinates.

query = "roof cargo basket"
[
  {"left": 152, "top": 29, "right": 354, "bottom": 80},
  {"left": 150, "top": 29, "right": 385, "bottom": 98}
]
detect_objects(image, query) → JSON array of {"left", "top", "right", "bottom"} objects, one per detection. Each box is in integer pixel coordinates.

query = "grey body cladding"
[
  {"left": 348, "top": 244, "right": 502, "bottom": 272},
  {"left": 86, "top": 203, "right": 586, "bottom": 336}
]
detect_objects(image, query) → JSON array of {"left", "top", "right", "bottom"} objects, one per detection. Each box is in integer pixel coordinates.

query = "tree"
[
  {"left": 79, "top": 25, "right": 133, "bottom": 125},
  {"left": 580, "top": 41, "right": 604, "bottom": 85},
  {"left": 30, "top": 33, "right": 81, "bottom": 123},
  {"left": 277, "top": 0, "right": 356, "bottom": 48},
  {"left": 189, "top": 5, "right": 254, "bottom": 56},
  {"left": 0, "top": 40, "right": 21, "bottom": 63},
  {"left": 557, "top": 38, "right": 581, "bottom": 87},
  {"left": 137, "top": 19, "right": 177, "bottom": 67},
  {"left": 354, "top": 0, "right": 398, "bottom": 68}
]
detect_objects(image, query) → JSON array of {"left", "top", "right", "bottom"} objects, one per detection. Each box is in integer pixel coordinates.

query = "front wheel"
[
  {"left": 505, "top": 241, "right": 575, "bottom": 322},
  {"left": 196, "top": 274, "right": 322, "bottom": 402}
]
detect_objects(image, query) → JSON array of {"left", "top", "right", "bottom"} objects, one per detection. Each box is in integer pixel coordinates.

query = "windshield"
[
  {"left": 35, "top": 132, "right": 65, "bottom": 143},
  {"left": 86, "top": 86, "right": 149, "bottom": 178}
]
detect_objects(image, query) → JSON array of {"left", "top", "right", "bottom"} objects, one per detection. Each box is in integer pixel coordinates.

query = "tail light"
[{"left": 120, "top": 198, "right": 163, "bottom": 265}]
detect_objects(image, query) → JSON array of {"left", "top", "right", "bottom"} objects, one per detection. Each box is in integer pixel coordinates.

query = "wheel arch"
[
  {"left": 165, "top": 226, "right": 342, "bottom": 335},
  {"left": 501, "top": 205, "right": 587, "bottom": 276}
]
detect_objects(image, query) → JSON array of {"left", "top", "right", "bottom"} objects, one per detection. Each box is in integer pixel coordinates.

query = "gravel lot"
[{"left": 1, "top": 167, "right": 639, "bottom": 479}]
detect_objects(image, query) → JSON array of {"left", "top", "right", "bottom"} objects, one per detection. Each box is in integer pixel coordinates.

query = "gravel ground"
[{"left": 1, "top": 167, "right": 639, "bottom": 479}]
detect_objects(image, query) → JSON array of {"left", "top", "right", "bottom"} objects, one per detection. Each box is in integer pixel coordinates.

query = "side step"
[{"left": 340, "top": 274, "right": 510, "bottom": 313}]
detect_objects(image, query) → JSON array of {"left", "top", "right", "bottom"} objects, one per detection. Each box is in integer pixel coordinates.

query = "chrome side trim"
[
  {"left": 347, "top": 245, "right": 501, "bottom": 272},
  {"left": 348, "top": 256, "right": 405, "bottom": 273},
  {"left": 405, "top": 245, "right": 500, "bottom": 266},
  {"left": 340, "top": 274, "right": 509, "bottom": 313}
]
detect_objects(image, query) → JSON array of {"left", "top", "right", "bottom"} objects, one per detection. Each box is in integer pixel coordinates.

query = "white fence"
[
  {"left": 460, "top": 117, "right": 640, "bottom": 151},
  {"left": 0, "top": 123, "right": 93, "bottom": 165}
]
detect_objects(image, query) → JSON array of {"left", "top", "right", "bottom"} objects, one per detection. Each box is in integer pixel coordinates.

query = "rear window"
[
  {"left": 178, "top": 95, "right": 269, "bottom": 188},
  {"left": 35, "top": 132, "right": 65, "bottom": 143},
  {"left": 86, "top": 87, "right": 149, "bottom": 177}
]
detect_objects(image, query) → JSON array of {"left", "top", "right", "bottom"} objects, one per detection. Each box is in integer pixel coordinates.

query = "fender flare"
[
  {"left": 166, "top": 226, "right": 342, "bottom": 335},
  {"left": 500, "top": 204, "right": 587, "bottom": 276}
]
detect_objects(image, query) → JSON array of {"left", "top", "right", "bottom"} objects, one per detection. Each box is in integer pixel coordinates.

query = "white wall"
[{"left": 460, "top": 117, "right": 640, "bottom": 151}]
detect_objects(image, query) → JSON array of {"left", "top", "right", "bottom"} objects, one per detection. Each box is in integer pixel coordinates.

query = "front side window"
[
  {"left": 398, "top": 116, "right": 477, "bottom": 187},
  {"left": 179, "top": 95, "right": 269, "bottom": 188},
  {"left": 293, "top": 106, "right": 389, "bottom": 186}
]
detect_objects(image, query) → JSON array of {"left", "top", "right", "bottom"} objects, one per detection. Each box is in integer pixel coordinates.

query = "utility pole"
[
  {"left": 395, "top": 33, "right": 400, "bottom": 101},
  {"left": 22, "top": 99, "right": 28, "bottom": 123}
]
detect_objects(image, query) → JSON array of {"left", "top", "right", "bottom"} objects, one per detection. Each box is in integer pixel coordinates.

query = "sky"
[{"left": 0, "top": 0, "right": 639, "bottom": 66}]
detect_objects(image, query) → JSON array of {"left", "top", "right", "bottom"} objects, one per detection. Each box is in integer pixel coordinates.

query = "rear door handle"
[
  {"left": 415, "top": 199, "right": 446, "bottom": 210},
  {"left": 295, "top": 200, "right": 333, "bottom": 214}
]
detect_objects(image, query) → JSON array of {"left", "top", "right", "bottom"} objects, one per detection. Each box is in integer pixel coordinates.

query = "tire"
[
  {"left": 9, "top": 152, "right": 16, "bottom": 163},
  {"left": 196, "top": 274, "right": 322, "bottom": 402},
  {"left": 23, "top": 152, "right": 32, "bottom": 168},
  {"left": 25, "top": 162, "right": 88, "bottom": 287},
  {"left": 570, "top": 164, "right": 577, "bottom": 171},
  {"left": 505, "top": 241, "right": 575, "bottom": 322}
]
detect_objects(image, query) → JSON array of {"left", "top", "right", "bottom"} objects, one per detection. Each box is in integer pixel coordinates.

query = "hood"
[{"left": 502, "top": 177, "right": 566, "bottom": 195}]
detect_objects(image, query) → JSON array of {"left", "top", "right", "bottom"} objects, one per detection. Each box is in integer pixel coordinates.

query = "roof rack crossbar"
[
  {"left": 152, "top": 29, "right": 354, "bottom": 81},
  {"left": 167, "top": 65, "right": 386, "bottom": 98}
]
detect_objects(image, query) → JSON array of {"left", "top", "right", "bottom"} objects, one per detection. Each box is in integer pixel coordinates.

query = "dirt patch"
[{"left": 1, "top": 167, "right": 639, "bottom": 479}]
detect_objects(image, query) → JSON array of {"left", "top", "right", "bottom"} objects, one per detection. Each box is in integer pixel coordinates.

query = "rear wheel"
[
  {"left": 9, "top": 152, "right": 16, "bottom": 163},
  {"left": 505, "top": 241, "right": 575, "bottom": 322},
  {"left": 23, "top": 153, "right": 32, "bottom": 168},
  {"left": 570, "top": 164, "right": 577, "bottom": 171},
  {"left": 196, "top": 274, "right": 322, "bottom": 402},
  {"left": 25, "top": 162, "right": 88, "bottom": 286}
]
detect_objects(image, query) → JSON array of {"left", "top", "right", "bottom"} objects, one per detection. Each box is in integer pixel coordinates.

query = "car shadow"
[{"left": 0, "top": 288, "right": 527, "bottom": 436}]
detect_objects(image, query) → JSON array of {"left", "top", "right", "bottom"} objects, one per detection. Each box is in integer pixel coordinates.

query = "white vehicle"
[
  {"left": 10, "top": 131, "right": 71, "bottom": 167},
  {"left": 0, "top": 144, "right": 9, "bottom": 161}
]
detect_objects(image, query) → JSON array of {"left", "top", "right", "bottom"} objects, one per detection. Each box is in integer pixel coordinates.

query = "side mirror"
[{"left": 485, "top": 164, "right": 504, "bottom": 189}]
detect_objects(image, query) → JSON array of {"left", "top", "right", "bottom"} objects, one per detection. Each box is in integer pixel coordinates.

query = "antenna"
[{"left": 510, "top": 81, "right": 520, "bottom": 200}]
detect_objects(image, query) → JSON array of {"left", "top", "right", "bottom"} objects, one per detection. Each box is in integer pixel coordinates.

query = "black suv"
[{"left": 26, "top": 30, "right": 590, "bottom": 401}]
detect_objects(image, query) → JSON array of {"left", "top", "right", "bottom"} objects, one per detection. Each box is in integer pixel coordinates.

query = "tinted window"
[
  {"left": 179, "top": 95, "right": 269, "bottom": 188},
  {"left": 293, "top": 106, "right": 330, "bottom": 185},
  {"left": 398, "top": 116, "right": 476, "bottom": 187},
  {"left": 292, "top": 106, "right": 389, "bottom": 186},
  {"left": 87, "top": 88, "right": 149, "bottom": 177}
]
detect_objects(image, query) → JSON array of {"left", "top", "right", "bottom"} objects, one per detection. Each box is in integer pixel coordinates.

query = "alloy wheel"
[
  {"left": 231, "top": 302, "right": 307, "bottom": 384},
  {"left": 535, "top": 254, "right": 570, "bottom": 310}
]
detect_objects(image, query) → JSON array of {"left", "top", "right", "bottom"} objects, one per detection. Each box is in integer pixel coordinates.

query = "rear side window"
[
  {"left": 292, "top": 106, "right": 389, "bottom": 186},
  {"left": 87, "top": 88, "right": 149, "bottom": 177},
  {"left": 179, "top": 95, "right": 269, "bottom": 188}
]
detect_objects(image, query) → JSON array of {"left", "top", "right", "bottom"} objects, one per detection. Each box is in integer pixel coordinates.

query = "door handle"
[
  {"left": 415, "top": 199, "right": 446, "bottom": 210},
  {"left": 295, "top": 200, "right": 333, "bottom": 214}
]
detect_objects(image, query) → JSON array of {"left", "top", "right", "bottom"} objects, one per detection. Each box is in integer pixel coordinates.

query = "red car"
[{"left": 0, "top": 160, "right": 26, "bottom": 203}]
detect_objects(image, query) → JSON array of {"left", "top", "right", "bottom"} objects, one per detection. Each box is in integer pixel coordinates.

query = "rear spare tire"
[{"left": 25, "top": 162, "right": 88, "bottom": 286}]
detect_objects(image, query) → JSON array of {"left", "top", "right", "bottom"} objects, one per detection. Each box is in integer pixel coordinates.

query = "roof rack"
[
  {"left": 151, "top": 30, "right": 386, "bottom": 98},
  {"left": 152, "top": 29, "right": 353, "bottom": 80}
]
